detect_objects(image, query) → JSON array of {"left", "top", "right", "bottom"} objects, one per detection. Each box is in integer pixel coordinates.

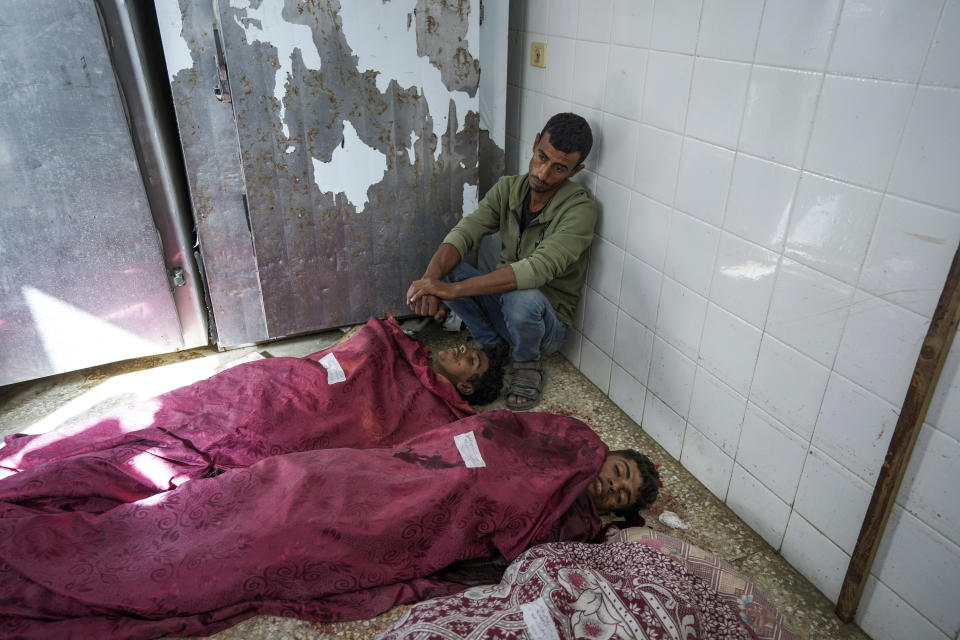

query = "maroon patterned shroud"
[
  {"left": 0, "top": 411, "right": 607, "bottom": 639},
  {"left": 377, "top": 541, "right": 760, "bottom": 640},
  {"left": 0, "top": 316, "right": 474, "bottom": 508}
]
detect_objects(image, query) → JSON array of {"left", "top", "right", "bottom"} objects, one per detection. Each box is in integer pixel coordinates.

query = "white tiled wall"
[{"left": 506, "top": 1, "right": 960, "bottom": 638}]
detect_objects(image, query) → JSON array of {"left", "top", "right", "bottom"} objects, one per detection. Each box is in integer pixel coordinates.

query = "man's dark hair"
[
  {"left": 460, "top": 342, "right": 508, "bottom": 406},
  {"left": 541, "top": 112, "right": 593, "bottom": 164},
  {"left": 609, "top": 449, "right": 661, "bottom": 516}
]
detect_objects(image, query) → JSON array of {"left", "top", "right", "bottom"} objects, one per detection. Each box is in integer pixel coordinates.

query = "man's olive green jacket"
[{"left": 442, "top": 174, "right": 598, "bottom": 327}]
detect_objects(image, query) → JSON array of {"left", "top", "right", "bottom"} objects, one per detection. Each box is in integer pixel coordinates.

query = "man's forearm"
[
  {"left": 423, "top": 243, "right": 462, "bottom": 279},
  {"left": 449, "top": 265, "right": 518, "bottom": 298}
]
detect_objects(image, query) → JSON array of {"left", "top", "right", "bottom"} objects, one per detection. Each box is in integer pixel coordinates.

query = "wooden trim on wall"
[{"left": 836, "top": 242, "right": 960, "bottom": 622}]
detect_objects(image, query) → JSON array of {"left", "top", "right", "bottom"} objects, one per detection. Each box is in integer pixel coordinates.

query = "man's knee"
[{"left": 500, "top": 289, "right": 550, "bottom": 326}]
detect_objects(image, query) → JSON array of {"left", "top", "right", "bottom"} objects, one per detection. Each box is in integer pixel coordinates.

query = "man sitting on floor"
[{"left": 406, "top": 112, "right": 597, "bottom": 411}]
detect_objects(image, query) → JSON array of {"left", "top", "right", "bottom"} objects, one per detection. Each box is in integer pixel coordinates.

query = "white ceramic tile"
[
  {"left": 755, "top": 0, "right": 843, "bottom": 70},
  {"left": 922, "top": 0, "right": 960, "bottom": 88},
  {"left": 519, "top": 90, "right": 545, "bottom": 143},
  {"left": 927, "top": 331, "right": 960, "bottom": 440},
  {"left": 625, "top": 194, "right": 671, "bottom": 270},
  {"left": 750, "top": 336, "right": 830, "bottom": 440},
  {"left": 572, "top": 169, "right": 597, "bottom": 194},
  {"left": 664, "top": 210, "right": 721, "bottom": 297},
  {"left": 521, "top": 33, "right": 547, "bottom": 94},
  {"left": 780, "top": 513, "right": 851, "bottom": 602},
  {"left": 696, "top": 0, "right": 763, "bottom": 62},
  {"left": 580, "top": 336, "right": 613, "bottom": 393},
  {"left": 541, "top": 96, "right": 573, "bottom": 130},
  {"left": 857, "top": 576, "right": 951, "bottom": 640},
  {"left": 522, "top": 0, "right": 548, "bottom": 34},
  {"left": 577, "top": 0, "right": 613, "bottom": 42},
  {"left": 794, "top": 446, "right": 874, "bottom": 554},
  {"left": 899, "top": 425, "right": 960, "bottom": 543},
  {"left": 576, "top": 107, "right": 604, "bottom": 158},
  {"left": 572, "top": 41, "right": 609, "bottom": 111},
  {"left": 736, "top": 404, "right": 807, "bottom": 503},
  {"left": 650, "top": 0, "right": 703, "bottom": 54},
  {"left": 655, "top": 277, "right": 708, "bottom": 360},
  {"left": 634, "top": 125, "right": 683, "bottom": 205},
  {"left": 784, "top": 172, "right": 883, "bottom": 285},
  {"left": 596, "top": 113, "right": 639, "bottom": 188},
  {"left": 609, "top": 364, "right": 647, "bottom": 425},
  {"left": 619, "top": 253, "right": 662, "bottom": 330},
  {"left": 812, "top": 373, "right": 900, "bottom": 484},
  {"left": 547, "top": 0, "right": 580, "bottom": 37},
  {"left": 642, "top": 390, "right": 687, "bottom": 458},
  {"left": 613, "top": 310, "right": 655, "bottom": 385},
  {"left": 544, "top": 36, "right": 576, "bottom": 101},
  {"left": 698, "top": 303, "right": 762, "bottom": 396},
  {"left": 860, "top": 196, "right": 960, "bottom": 317},
  {"left": 593, "top": 177, "right": 630, "bottom": 248},
  {"left": 805, "top": 76, "right": 914, "bottom": 190},
  {"left": 680, "top": 425, "right": 735, "bottom": 500},
  {"left": 610, "top": 0, "right": 654, "bottom": 47},
  {"left": 688, "top": 367, "right": 747, "bottom": 456},
  {"left": 835, "top": 292, "right": 931, "bottom": 407},
  {"left": 873, "top": 507, "right": 960, "bottom": 634},
  {"left": 641, "top": 51, "right": 694, "bottom": 133},
  {"left": 648, "top": 336, "right": 696, "bottom": 419},
  {"left": 765, "top": 258, "right": 855, "bottom": 366},
  {"left": 725, "top": 154, "right": 799, "bottom": 251},
  {"left": 710, "top": 232, "right": 780, "bottom": 328},
  {"left": 559, "top": 327, "right": 582, "bottom": 367},
  {"left": 685, "top": 58, "right": 751, "bottom": 149},
  {"left": 889, "top": 87, "right": 960, "bottom": 212},
  {"left": 587, "top": 238, "right": 624, "bottom": 305},
  {"left": 739, "top": 67, "right": 822, "bottom": 168},
  {"left": 726, "top": 463, "right": 791, "bottom": 549},
  {"left": 604, "top": 45, "right": 647, "bottom": 121},
  {"left": 675, "top": 139, "right": 735, "bottom": 226},
  {"left": 581, "top": 286, "right": 618, "bottom": 355},
  {"left": 829, "top": 0, "right": 942, "bottom": 83}
]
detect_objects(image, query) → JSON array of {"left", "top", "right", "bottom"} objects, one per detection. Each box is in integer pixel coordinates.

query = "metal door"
[
  {"left": 0, "top": 0, "right": 208, "bottom": 386},
  {"left": 158, "top": 0, "right": 487, "bottom": 345}
]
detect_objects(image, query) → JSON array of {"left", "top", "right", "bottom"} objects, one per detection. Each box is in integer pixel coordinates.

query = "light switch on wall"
[{"left": 530, "top": 42, "right": 546, "bottom": 68}]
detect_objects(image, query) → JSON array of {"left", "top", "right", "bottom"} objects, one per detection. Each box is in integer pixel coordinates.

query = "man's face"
[
  {"left": 588, "top": 454, "right": 644, "bottom": 514},
  {"left": 527, "top": 132, "right": 584, "bottom": 196},
  {"left": 432, "top": 344, "right": 490, "bottom": 395}
]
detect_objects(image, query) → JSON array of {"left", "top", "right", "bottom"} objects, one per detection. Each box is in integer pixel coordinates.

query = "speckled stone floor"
[{"left": 0, "top": 321, "right": 873, "bottom": 640}]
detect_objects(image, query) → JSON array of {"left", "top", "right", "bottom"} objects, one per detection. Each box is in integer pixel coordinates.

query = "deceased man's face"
[
  {"left": 432, "top": 344, "right": 489, "bottom": 395},
  {"left": 588, "top": 454, "right": 644, "bottom": 514}
]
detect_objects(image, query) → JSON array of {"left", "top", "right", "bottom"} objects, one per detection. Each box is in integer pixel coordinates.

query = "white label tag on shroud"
[
  {"left": 319, "top": 353, "right": 346, "bottom": 384},
  {"left": 521, "top": 598, "right": 561, "bottom": 640},
  {"left": 454, "top": 431, "right": 486, "bottom": 468}
]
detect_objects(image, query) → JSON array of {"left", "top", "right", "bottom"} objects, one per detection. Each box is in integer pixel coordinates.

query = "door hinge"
[{"left": 213, "top": 27, "right": 232, "bottom": 103}]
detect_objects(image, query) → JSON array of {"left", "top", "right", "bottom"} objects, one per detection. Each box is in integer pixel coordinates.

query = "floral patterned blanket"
[
  {"left": 377, "top": 532, "right": 801, "bottom": 640},
  {"left": 616, "top": 528, "right": 800, "bottom": 640}
]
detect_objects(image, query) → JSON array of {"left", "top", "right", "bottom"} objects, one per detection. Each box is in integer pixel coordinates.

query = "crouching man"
[{"left": 407, "top": 113, "right": 597, "bottom": 410}]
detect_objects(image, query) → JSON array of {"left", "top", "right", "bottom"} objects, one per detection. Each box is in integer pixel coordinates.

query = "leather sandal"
[{"left": 506, "top": 360, "right": 545, "bottom": 411}]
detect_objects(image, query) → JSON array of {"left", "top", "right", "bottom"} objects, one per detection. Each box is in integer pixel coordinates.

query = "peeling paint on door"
[{"left": 216, "top": 0, "right": 480, "bottom": 336}]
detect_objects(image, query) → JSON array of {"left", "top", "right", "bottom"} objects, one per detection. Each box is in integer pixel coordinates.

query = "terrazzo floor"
[{"left": 0, "top": 320, "right": 873, "bottom": 640}]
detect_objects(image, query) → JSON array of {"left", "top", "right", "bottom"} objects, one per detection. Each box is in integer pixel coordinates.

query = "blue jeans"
[{"left": 443, "top": 263, "right": 567, "bottom": 362}]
